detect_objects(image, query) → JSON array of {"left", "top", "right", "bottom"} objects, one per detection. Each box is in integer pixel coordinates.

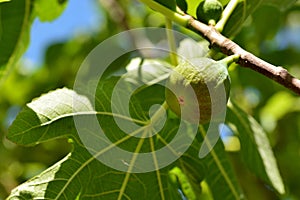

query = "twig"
[
  {"left": 99, "top": 0, "right": 130, "bottom": 30},
  {"left": 187, "top": 18, "right": 300, "bottom": 95}
]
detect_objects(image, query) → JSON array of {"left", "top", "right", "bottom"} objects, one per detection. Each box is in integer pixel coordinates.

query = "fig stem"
[
  {"left": 165, "top": 17, "right": 179, "bottom": 66},
  {"left": 208, "top": 19, "right": 217, "bottom": 26},
  {"left": 220, "top": 54, "right": 240, "bottom": 66},
  {"left": 215, "top": 0, "right": 240, "bottom": 32}
]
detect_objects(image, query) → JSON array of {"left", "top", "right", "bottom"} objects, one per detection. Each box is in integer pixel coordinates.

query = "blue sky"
[{"left": 23, "top": 0, "right": 102, "bottom": 67}]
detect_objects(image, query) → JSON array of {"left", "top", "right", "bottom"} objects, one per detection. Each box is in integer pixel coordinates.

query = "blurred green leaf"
[
  {"left": 154, "top": 0, "right": 177, "bottom": 11},
  {"left": 186, "top": 0, "right": 200, "bottom": 17},
  {"left": 223, "top": 0, "right": 262, "bottom": 37},
  {"left": 252, "top": 5, "right": 281, "bottom": 41},
  {"left": 260, "top": 91, "right": 297, "bottom": 132},
  {"left": 0, "top": 0, "right": 10, "bottom": 3},
  {"left": 0, "top": 0, "right": 31, "bottom": 81},
  {"left": 263, "top": 0, "right": 298, "bottom": 11},
  {"left": 34, "top": 0, "right": 68, "bottom": 22},
  {"left": 227, "top": 101, "right": 285, "bottom": 195},
  {"left": 219, "top": 0, "right": 230, "bottom": 5}
]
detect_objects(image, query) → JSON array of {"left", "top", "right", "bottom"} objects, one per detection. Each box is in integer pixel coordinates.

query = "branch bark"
[{"left": 187, "top": 17, "right": 300, "bottom": 95}]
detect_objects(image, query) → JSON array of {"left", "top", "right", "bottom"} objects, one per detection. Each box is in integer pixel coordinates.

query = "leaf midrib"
[
  {"left": 10, "top": 111, "right": 148, "bottom": 137},
  {"left": 199, "top": 125, "right": 240, "bottom": 200}
]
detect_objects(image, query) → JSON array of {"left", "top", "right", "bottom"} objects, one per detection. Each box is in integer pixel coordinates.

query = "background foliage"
[{"left": 0, "top": 0, "right": 300, "bottom": 199}]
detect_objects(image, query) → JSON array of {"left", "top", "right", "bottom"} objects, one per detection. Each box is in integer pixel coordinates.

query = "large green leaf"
[
  {"left": 0, "top": 0, "right": 31, "bottom": 81},
  {"left": 6, "top": 59, "right": 207, "bottom": 199},
  {"left": 34, "top": 0, "right": 68, "bottom": 22},
  {"left": 227, "top": 101, "right": 285, "bottom": 195}
]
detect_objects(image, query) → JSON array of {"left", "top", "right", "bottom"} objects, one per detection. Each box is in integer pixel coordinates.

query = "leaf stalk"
[{"left": 215, "top": 0, "right": 241, "bottom": 32}]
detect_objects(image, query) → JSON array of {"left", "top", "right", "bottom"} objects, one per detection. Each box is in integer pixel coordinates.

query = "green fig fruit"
[
  {"left": 196, "top": 0, "right": 223, "bottom": 25},
  {"left": 176, "top": 0, "right": 188, "bottom": 13},
  {"left": 154, "top": 0, "right": 177, "bottom": 11},
  {"left": 165, "top": 57, "right": 231, "bottom": 124}
]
